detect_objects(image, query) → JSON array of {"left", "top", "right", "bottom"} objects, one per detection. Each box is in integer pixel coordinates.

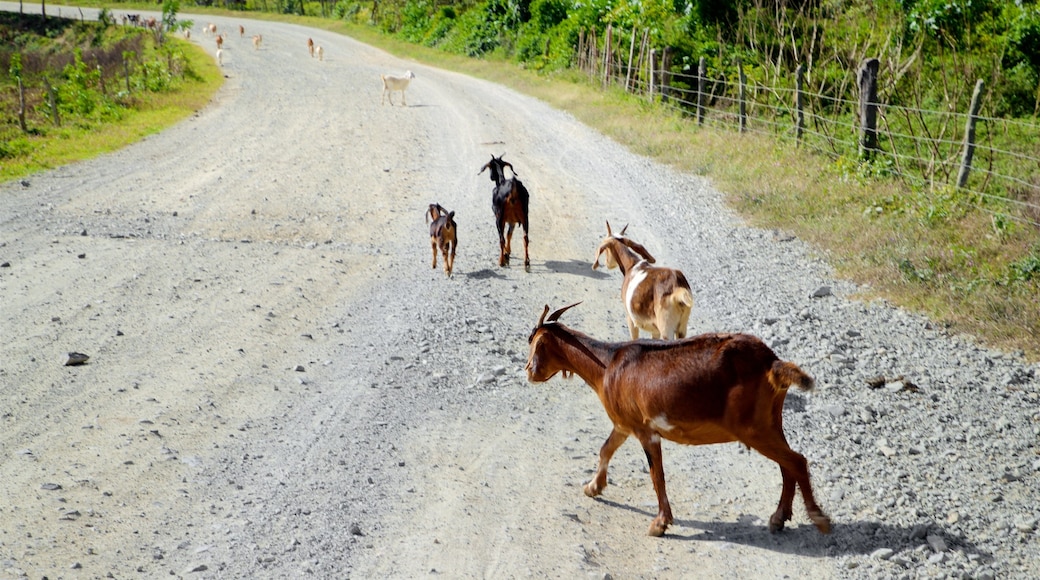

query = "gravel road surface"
[{"left": 2, "top": 5, "right": 1038, "bottom": 579}]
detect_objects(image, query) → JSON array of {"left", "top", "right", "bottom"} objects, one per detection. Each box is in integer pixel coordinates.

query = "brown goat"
[
  {"left": 427, "top": 204, "right": 457, "bottom": 277},
  {"left": 593, "top": 222, "right": 693, "bottom": 340},
  {"left": 307, "top": 37, "right": 315, "bottom": 57},
  {"left": 525, "top": 303, "right": 831, "bottom": 537},
  {"left": 479, "top": 154, "right": 530, "bottom": 270}
]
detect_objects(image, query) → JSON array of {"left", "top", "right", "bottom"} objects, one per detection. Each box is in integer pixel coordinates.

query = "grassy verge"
[
  {"left": 1, "top": 34, "right": 222, "bottom": 182},
  {"left": 27, "top": 4, "right": 1040, "bottom": 360}
]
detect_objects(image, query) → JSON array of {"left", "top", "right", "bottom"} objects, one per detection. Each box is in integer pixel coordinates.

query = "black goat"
[{"left": 479, "top": 154, "right": 530, "bottom": 270}]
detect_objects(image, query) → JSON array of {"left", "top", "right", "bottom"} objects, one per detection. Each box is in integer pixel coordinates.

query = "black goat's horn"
[{"left": 547, "top": 301, "right": 581, "bottom": 323}]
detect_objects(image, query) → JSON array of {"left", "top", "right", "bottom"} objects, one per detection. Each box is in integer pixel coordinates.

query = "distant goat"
[
  {"left": 252, "top": 34, "right": 262, "bottom": 50},
  {"left": 316, "top": 46, "right": 324, "bottom": 61},
  {"left": 238, "top": 24, "right": 245, "bottom": 38},
  {"left": 426, "top": 204, "right": 457, "bottom": 277},
  {"left": 525, "top": 302, "right": 832, "bottom": 537},
  {"left": 479, "top": 154, "right": 530, "bottom": 270},
  {"left": 216, "top": 48, "right": 223, "bottom": 66},
  {"left": 307, "top": 37, "right": 315, "bottom": 57},
  {"left": 381, "top": 70, "right": 416, "bottom": 106},
  {"left": 593, "top": 222, "right": 693, "bottom": 340},
  {"left": 215, "top": 34, "right": 224, "bottom": 51}
]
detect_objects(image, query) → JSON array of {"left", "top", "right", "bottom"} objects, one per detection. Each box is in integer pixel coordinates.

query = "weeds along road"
[{"left": 9, "top": 5, "right": 1035, "bottom": 580}]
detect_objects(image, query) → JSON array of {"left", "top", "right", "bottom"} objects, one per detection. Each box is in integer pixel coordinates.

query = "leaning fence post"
[
  {"left": 795, "top": 64, "right": 805, "bottom": 145},
  {"left": 857, "top": 58, "right": 880, "bottom": 160},
  {"left": 957, "top": 79, "right": 985, "bottom": 189},
  {"left": 696, "top": 56, "right": 706, "bottom": 125},
  {"left": 45, "top": 77, "right": 60, "bottom": 127},
  {"left": 737, "top": 57, "right": 746, "bottom": 133}
]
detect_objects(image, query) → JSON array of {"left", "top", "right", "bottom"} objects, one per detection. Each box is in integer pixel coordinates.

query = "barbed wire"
[{"left": 594, "top": 63, "right": 1040, "bottom": 228}]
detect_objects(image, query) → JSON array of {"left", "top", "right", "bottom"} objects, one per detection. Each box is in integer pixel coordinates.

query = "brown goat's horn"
[
  {"left": 547, "top": 301, "right": 582, "bottom": 323},
  {"left": 537, "top": 304, "right": 551, "bottom": 327},
  {"left": 605, "top": 220, "right": 612, "bottom": 236},
  {"left": 619, "top": 223, "right": 629, "bottom": 236}
]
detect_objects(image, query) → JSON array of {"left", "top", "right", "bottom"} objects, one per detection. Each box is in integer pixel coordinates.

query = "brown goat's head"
[
  {"left": 526, "top": 302, "right": 582, "bottom": 382},
  {"left": 593, "top": 222, "right": 656, "bottom": 270}
]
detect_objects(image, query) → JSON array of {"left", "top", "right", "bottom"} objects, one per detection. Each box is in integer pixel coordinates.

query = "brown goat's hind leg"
[
  {"left": 522, "top": 228, "right": 530, "bottom": 270},
  {"left": 585, "top": 428, "right": 628, "bottom": 498},
  {"left": 768, "top": 466, "right": 797, "bottom": 532},
  {"left": 430, "top": 237, "right": 438, "bottom": 270}
]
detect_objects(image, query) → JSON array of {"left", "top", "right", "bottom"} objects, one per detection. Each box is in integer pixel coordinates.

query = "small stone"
[
  {"left": 870, "top": 548, "right": 894, "bottom": 560},
  {"left": 41, "top": 482, "right": 62, "bottom": 490},
  {"left": 926, "top": 533, "right": 947, "bottom": 553},
  {"left": 65, "top": 352, "right": 90, "bottom": 366},
  {"left": 811, "top": 286, "right": 832, "bottom": 298},
  {"left": 295, "top": 365, "right": 305, "bottom": 372},
  {"left": 350, "top": 523, "right": 364, "bottom": 536}
]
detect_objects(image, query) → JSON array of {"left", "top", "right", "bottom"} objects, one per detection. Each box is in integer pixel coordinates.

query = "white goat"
[{"left": 381, "top": 70, "right": 416, "bottom": 106}]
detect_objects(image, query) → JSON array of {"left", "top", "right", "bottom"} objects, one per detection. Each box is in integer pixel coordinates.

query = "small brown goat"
[
  {"left": 427, "top": 204, "right": 457, "bottom": 277},
  {"left": 525, "top": 303, "right": 832, "bottom": 537},
  {"left": 593, "top": 222, "right": 693, "bottom": 340},
  {"left": 479, "top": 154, "right": 530, "bottom": 270},
  {"left": 307, "top": 37, "right": 315, "bottom": 57},
  {"left": 238, "top": 24, "right": 245, "bottom": 38}
]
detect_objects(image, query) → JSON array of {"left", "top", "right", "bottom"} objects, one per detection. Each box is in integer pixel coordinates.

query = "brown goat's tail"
[
  {"left": 769, "top": 360, "right": 815, "bottom": 392},
  {"left": 670, "top": 287, "right": 694, "bottom": 310}
]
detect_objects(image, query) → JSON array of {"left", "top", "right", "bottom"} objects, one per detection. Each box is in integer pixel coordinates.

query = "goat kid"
[
  {"left": 525, "top": 303, "right": 832, "bottom": 537},
  {"left": 593, "top": 222, "right": 692, "bottom": 340},
  {"left": 252, "top": 34, "right": 262, "bottom": 51},
  {"left": 479, "top": 154, "right": 530, "bottom": 270},
  {"left": 316, "top": 46, "right": 324, "bottom": 61},
  {"left": 381, "top": 71, "right": 415, "bottom": 106},
  {"left": 427, "top": 204, "right": 457, "bottom": 277},
  {"left": 307, "top": 37, "right": 315, "bottom": 57}
]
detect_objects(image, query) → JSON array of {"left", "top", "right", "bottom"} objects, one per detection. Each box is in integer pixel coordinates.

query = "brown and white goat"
[
  {"left": 479, "top": 154, "right": 530, "bottom": 270},
  {"left": 427, "top": 203, "right": 457, "bottom": 277},
  {"left": 593, "top": 222, "right": 692, "bottom": 340},
  {"left": 307, "top": 37, "right": 315, "bottom": 57},
  {"left": 526, "top": 303, "right": 832, "bottom": 537},
  {"left": 252, "top": 34, "right": 263, "bottom": 51}
]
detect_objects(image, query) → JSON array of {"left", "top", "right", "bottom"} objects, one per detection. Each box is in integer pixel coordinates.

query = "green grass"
[
  {"left": 1, "top": 35, "right": 222, "bottom": 182},
  {"left": 20, "top": 4, "right": 1040, "bottom": 360}
]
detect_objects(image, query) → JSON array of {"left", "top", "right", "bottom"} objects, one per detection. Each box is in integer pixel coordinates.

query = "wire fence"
[{"left": 577, "top": 29, "right": 1040, "bottom": 230}]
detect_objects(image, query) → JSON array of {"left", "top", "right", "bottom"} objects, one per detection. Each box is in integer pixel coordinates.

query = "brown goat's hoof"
[
  {"left": 768, "top": 513, "right": 788, "bottom": 533},
  {"left": 811, "top": 512, "right": 832, "bottom": 534},
  {"left": 647, "top": 519, "right": 669, "bottom": 537},
  {"left": 582, "top": 482, "right": 602, "bottom": 498}
]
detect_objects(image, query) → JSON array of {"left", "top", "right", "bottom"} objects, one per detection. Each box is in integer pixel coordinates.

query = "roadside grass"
[
  {"left": 25, "top": 4, "right": 1040, "bottom": 360},
  {"left": 1, "top": 35, "right": 221, "bottom": 182}
]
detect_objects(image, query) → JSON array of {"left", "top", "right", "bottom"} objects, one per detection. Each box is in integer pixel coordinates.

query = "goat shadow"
[
  {"left": 589, "top": 497, "right": 990, "bottom": 561},
  {"left": 464, "top": 268, "right": 508, "bottom": 281},
  {"left": 542, "top": 259, "right": 612, "bottom": 279}
]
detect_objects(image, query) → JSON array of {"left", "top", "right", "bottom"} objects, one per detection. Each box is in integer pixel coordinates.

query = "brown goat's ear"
[
  {"left": 624, "top": 239, "right": 656, "bottom": 263},
  {"left": 547, "top": 301, "right": 581, "bottom": 323},
  {"left": 536, "top": 304, "right": 550, "bottom": 327},
  {"left": 592, "top": 243, "right": 605, "bottom": 270}
]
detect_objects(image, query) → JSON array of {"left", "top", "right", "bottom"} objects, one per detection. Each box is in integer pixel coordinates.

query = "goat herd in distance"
[{"left": 428, "top": 154, "right": 833, "bottom": 538}]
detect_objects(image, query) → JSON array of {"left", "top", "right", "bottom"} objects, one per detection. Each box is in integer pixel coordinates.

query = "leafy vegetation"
[{"left": 0, "top": 2, "right": 213, "bottom": 176}]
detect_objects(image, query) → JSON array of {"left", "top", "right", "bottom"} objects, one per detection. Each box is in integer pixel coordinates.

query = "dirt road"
[{"left": 8, "top": 6, "right": 1036, "bottom": 580}]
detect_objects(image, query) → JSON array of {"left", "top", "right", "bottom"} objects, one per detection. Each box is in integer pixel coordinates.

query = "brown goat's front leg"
[
  {"left": 430, "top": 237, "right": 438, "bottom": 270},
  {"left": 497, "top": 220, "right": 509, "bottom": 267},
  {"left": 641, "top": 434, "right": 673, "bottom": 536},
  {"left": 584, "top": 428, "right": 628, "bottom": 498}
]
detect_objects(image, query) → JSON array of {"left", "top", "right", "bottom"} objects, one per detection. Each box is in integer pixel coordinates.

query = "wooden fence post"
[
  {"left": 697, "top": 56, "right": 706, "bottom": 125},
  {"left": 857, "top": 58, "right": 880, "bottom": 160},
  {"left": 602, "top": 24, "right": 613, "bottom": 88},
  {"left": 795, "top": 64, "right": 805, "bottom": 145},
  {"left": 737, "top": 57, "right": 746, "bottom": 133},
  {"left": 625, "top": 28, "right": 636, "bottom": 92},
  {"left": 16, "top": 77, "right": 28, "bottom": 133},
  {"left": 649, "top": 49, "right": 656, "bottom": 100},
  {"left": 957, "top": 79, "right": 986, "bottom": 188},
  {"left": 45, "top": 77, "right": 60, "bottom": 127}
]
